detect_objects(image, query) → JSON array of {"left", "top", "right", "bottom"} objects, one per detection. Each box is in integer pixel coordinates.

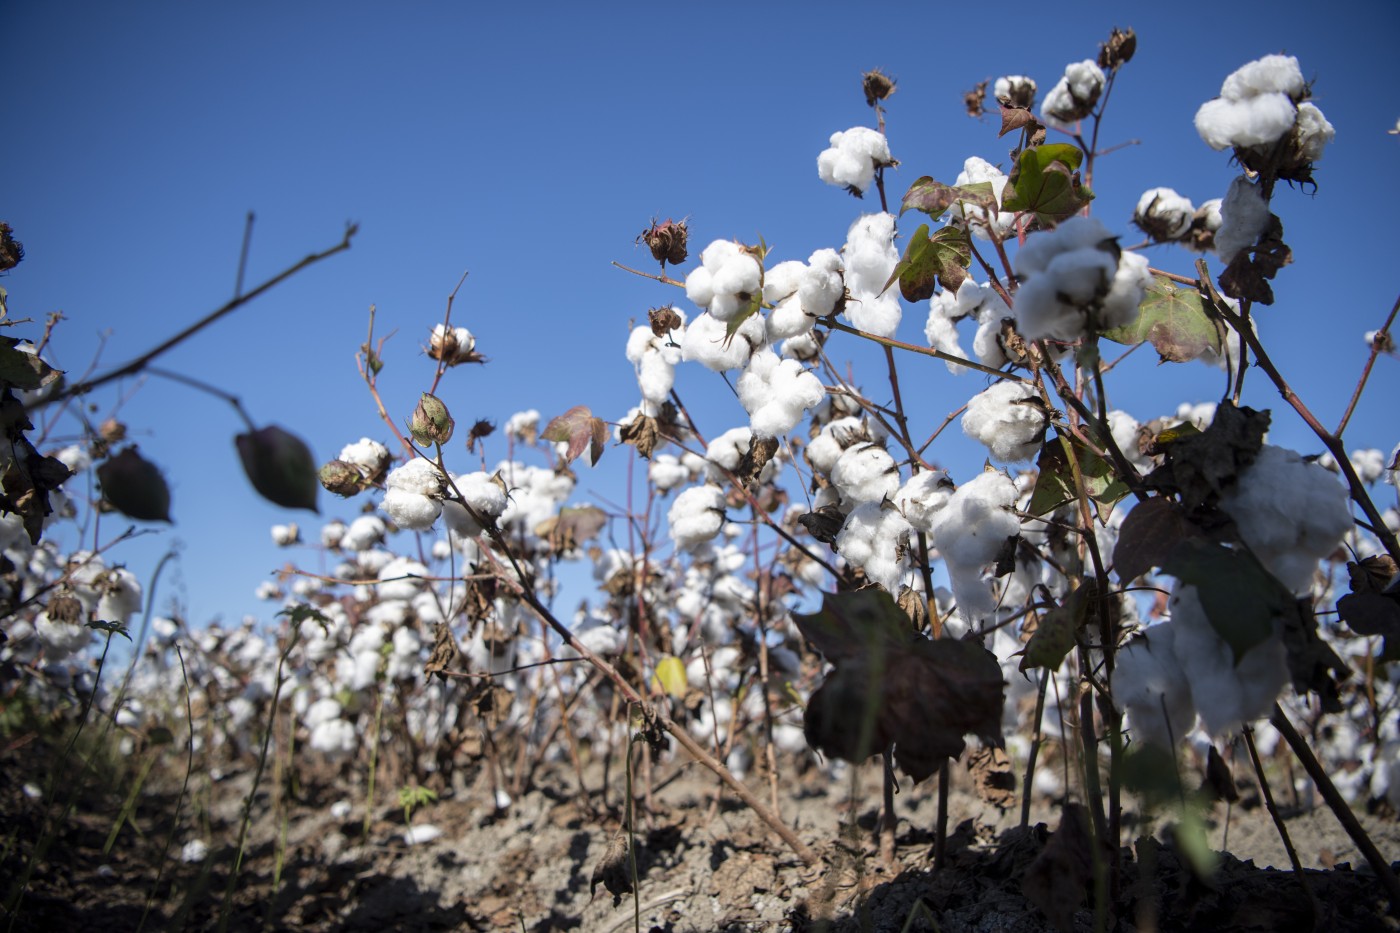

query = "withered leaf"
[
  {"left": 998, "top": 104, "right": 1040, "bottom": 138},
  {"left": 589, "top": 827, "right": 634, "bottom": 905},
  {"left": 794, "top": 589, "right": 1005, "bottom": 783},
  {"left": 967, "top": 744, "right": 1016, "bottom": 810},
  {"left": 737, "top": 435, "right": 779, "bottom": 488},
  {"left": 1201, "top": 745, "right": 1239, "bottom": 804},
  {"left": 543, "top": 405, "right": 607, "bottom": 466},
  {"left": 1280, "top": 597, "right": 1348, "bottom": 711},
  {"left": 1143, "top": 401, "right": 1269, "bottom": 513},
  {"left": 423, "top": 622, "right": 462, "bottom": 681},
  {"left": 1112, "top": 497, "right": 1198, "bottom": 583},
  {"left": 1021, "top": 803, "right": 1096, "bottom": 932},
  {"left": 798, "top": 503, "right": 845, "bottom": 545},
  {"left": 1019, "top": 581, "right": 1096, "bottom": 674}
]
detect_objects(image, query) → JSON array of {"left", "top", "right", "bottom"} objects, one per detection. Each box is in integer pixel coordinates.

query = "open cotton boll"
[
  {"left": 835, "top": 501, "right": 912, "bottom": 594},
  {"left": 626, "top": 324, "right": 684, "bottom": 404},
  {"left": 1012, "top": 216, "right": 1151, "bottom": 342},
  {"left": 1167, "top": 585, "right": 1289, "bottom": 737},
  {"left": 962, "top": 381, "right": 1047, "bottom": 463},
  {"left": 994, "top": 75, "right": 1036, "bottom": 108},
  {"left": 1222, "top": 54, "right": 1305, "bottom": 100},
  {"left": 1195, "top": 55, "right": 1305, "bottom": 151},
  {"left": 339, "top": 437, "right": 390, "bottom": 477},
  {"left": 817, "top": 126, "right": 892, "bottom": 193},
  {"left": 309, "top": 717, "right": 358, "bottom": 758},
  {"left": 704, "top": 426, "right": 780, "bottom": 484},
  {"left": 1133, "top": 187, "right": 1195, "bottom": 242},
  {"left": 1219, "top": 445, "right": 1351, "bottom": 594},
  {"left": 648, "top": 454, "right": 690, "bottom": 492},
  {"left": 736, "top": 349, "right": 825, "bottom": 438},
  {"left": 893, "top": 469, "right": 954, "bottom": 533},
  {"left": 931, "top": 470, "right": 1019, "bottom": 621},
  {"left": 805, "top": 417, "right": 869, "bottom": 477},
  {"left": 681, "top": 310, "right": 764, "bottom": 372},
  {"left": 1293, "top": 102, "right": 1335, "bottom": 162},
  {"left": 441, "top": 471, "right": 508, "bottom": 538},
  {"left": 949, "top": 157, "right": 1013, "bottom": 240},
  {"left": 831, "top": 443, "right": 900, "bottom": 506},
  {"left": 685, "top": 239, "right": 762, "bottom": 322},
  {"left": 1041, "top": 60, "right": 1104, "bottom": 131},
  {"left": 1113, "top": 623, "right": 1197, "bottom": 750},
  {"left": 382, "top": 489, "right": 441, "bottom": 532},
  {"left": 799, "top": 249, "right": 844, "bottom": 317},
  {"left": 841, "top": 213, "right": 901, "bottom": 338},
  {"left": 668, "top": 484, "right": 727, "bottom": 552},
  {"left": 35, "top": 612, "right": 91, "bottom": 661}
]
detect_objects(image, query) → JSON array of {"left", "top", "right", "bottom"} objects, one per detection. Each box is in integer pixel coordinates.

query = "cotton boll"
[
  {"left": 736, "top": 349, "right": 826, "bottom": 438},
  {"left": 962, "top": 381, "right": 1047, "bottom": 463},
  {"left": 669, "top": 485, "right": 727, "bottom": 552},
  {"left": 685, "top": 239, "right": 762, "bottom": 322},
  {"left": 1350, "top": 449, "right": 1386, "bottom": 485},
  {"left": 35, "top": 612, "right": 91, "bottom": 661},
  {"left": 504, "top": 410, "right": 541, "bottom": 444},
  {"left": 1113, "top": 623, "right": 1197, "bottom": 750},
  {"left": 95, "top": 568, "right": 143, "bottom": 625},
  {"left": 835, "top": 501, "right": 912, "bottom": 593},
  {"left": 378, "top": 558, "right": 428, "bottom": 602},
  {"left": 931, "top": 470, "right": 1019, "bottom": 622},
  {"left": 309, "top": 717, "right": 359, "bottom": 758},
  {"left": 762, "top": 260, "right": 805, "bottom": 304},
  {"left": 894, "top": 469, "right": 954, "bottom": 533},
  {"left": 831, "top": 443, "right": 900, "bottom": 506},
  {"left": 648, "top": 455, "right": 690, "bottom": 492},
  {"left": 805, "top": 417, "right": 868, "bottom": 477},
  {"left": 1133, "top": 187, "right": 1195, "bottom": 242},
  {"left": 1221, "top": 54, "right": 1305, "bottom": 101},
  {"left": 1167, "top": 585, "right": 1289, "bottom": 737},
  {"left": 681, "top": 310, "right": 764, "bottom": 372},
  {"left": 1012, "top": 216, "right": 1151, "bottom": 342},
  {"left": 1218, "top": 445, "right": 1351, "bottom": 594},
  {"left": 1293, "top": 102, "right": 1334, "bottom": 162},
  {"left": 799, "top": 249, "right": 845, "bottom": 317},
  {"left": 817, "top": 126, "right": 892, "bottom": 193},
  {"left": 994, "top": 75, "right": 1036, "bottom": 109},
  {"left": 1041, "top": 60, "right": 1104, "bottom": 131},
  {"left": 842, "top": 213, "right": 901, "bottom": 338},
  {"left": 950, "top": 157, "right": 1014, "bottom": 240},
  {"left": 339, "top": 438, "right": 390, "bottom": 477},
  {"left": 1194, "top": 94, "right": 1298, "bottom": 151},
  {"left": 626, "top": 324, "right": 683, "bottom": 404},
  {"left": 381, "top": 488, "right": 441, "bottom": 531}
]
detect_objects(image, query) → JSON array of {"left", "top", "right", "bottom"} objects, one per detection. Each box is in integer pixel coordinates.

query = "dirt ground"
[{"left": 2, "top": 738, "right": 1398, "bottom": 933}]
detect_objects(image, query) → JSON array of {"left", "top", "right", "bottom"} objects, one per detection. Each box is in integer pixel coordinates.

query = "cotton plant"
[
  {"left": 1194, "top": 53, "right": 1335, "bottom": 172},
  {"left": 817, "top": 126, "right": 894, "bottom": 195},
  {"left": 1041, "top": 60, "right": 1105, "bottom": 132}
]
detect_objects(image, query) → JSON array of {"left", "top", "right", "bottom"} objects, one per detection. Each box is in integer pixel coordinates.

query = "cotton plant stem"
[
  {"left": 1270, "top": 704, "right": 1400, "bottom": 914},
  {"left": 1242, "top": 725, "right": 1316, "bottom": 912},
  {"left": 1021, "top": 669, "right": 1050, "bottom": 830},
  {"left": 1335, "top": 292, "right": 1399, "bottom": 438}
]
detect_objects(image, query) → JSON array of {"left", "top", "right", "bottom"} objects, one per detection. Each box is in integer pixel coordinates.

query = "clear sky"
[{"left": 6, "top": 1, "right": 1399, "bottom": 628}]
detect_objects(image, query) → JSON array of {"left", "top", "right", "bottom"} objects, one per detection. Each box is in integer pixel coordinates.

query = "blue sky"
[{"left": 6, "top": 2, "right": 1398, "bottom": 628}]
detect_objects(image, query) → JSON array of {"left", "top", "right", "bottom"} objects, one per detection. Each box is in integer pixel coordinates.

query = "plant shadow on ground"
[{"left": 3, "top": 736, "right": 1396, "bottom": 932}]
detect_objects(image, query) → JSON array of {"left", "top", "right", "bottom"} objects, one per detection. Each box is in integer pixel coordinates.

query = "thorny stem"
[{"left": 47, "top": 224, "right": 356, "bottom": 406}]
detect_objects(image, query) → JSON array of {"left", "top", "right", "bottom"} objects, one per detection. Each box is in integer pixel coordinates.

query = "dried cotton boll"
[
  {"left": 681, "top": 310, "right": 764, "bottom": 372},
  {"left": 736, "top": 349, "right": 826, "bottom": 438},
  {"left": 841, "top": 213, "right": 902, "bottom": 338},
  {"left": 961, "top": 381, "right": 1048, "bottom": 463},
  {"left": 1133, "top": 187, "right": 1196, "bottom": 243},
  {"left": 831, "top": 443, "right": 900, "bottom": 506},
  {"left": 1218, "top": 445, "right": 1351, "bottom": 594},
  {"left": 1113, "top": 623, "right": 1197, "bottom": 750},
  {"left": 1012, "top": 216, "right": 1152, "bottom": 342},
  {"left": 669, "top": 485, "right": 727, "bottom": 552},
  {"left": 1041, "top": 60, "right": 1105, "bottom": 131},
  {"left": 817, "top": 126, "right": 892, "bottom": 194}
]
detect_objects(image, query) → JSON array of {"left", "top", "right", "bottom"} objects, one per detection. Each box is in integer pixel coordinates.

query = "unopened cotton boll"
[
  {"left": 962, "top": 381, "right": 1047, "bottom": 463},
  {"left": 1218, "top": 444, "right": 1351, "bottom": 594},
  {"left": 817, "top": 126, "right": 892, "bottom": 194},
  {"left": 736, "top": 349, "right": 825, "bottom": 438},
  {"left": 668, "top": 485, "right": 726, "bottom": 552},
  {"left": 831, "top": 443, "right": 900, "bottom": 506},
  {"left": 1012, "top": 216, "right": 1151, "bottom": 342}
]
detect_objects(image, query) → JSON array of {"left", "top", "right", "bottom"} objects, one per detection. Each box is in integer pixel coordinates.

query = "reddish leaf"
[
  {"left": 543, "top": 405, "right": 607, "bottom": 466},
  {"left": 1112, "top": 497, "right": 1196, "bottom": 583}
]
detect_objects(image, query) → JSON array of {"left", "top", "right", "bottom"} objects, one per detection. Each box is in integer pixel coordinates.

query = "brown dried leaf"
[
  {"left": 1143, "top": 401, "right": 1269, "bottom": 513},
  {"left": 589, "top": 828, "right": 634, "bottom": 904},
  {"left": 1113, "top": 497, "right": 1198, "bottom": 583},
  {"left": 423, "top": 623, "right": 462, "bottom": 681},
  {"left": 543, "top": 405, "right": 607, "bottom": 466},
  {"left": 967, "top": 744, "right": 1016, "bottom": 810},
  {"left": 1021, "top": 803, "right": 1095, "bottom": 932},
  {"left": 738, "top": 435, "right": 779, "bottom": 488}
]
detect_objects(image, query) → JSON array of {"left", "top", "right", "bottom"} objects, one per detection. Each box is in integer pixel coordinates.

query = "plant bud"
[
  {"left": 97, "top": 446, "right": 172, "bottom": 522},
  {"left": 319, "top": 459, "right": 366, "bottom": 497},
  {"left": 409, "top": 393, "right": 454, "bottom": 446},
  {"left": 236, "top": 425, "right": 319, "bottom": 512}
]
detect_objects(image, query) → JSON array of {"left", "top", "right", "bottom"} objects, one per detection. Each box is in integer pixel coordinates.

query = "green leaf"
[
  {"left": 882, "top": 224, "right": 973, "bottom": 302},
  {"left": 1001, "top": 144, "right": 1094, "bottom": 226},
  {"left": 899, "top": 177, "right": 998, "bottom": 221},
  {"left": 1027, "top": 434, "right": 1131, "bottom": 518},
  {"left": 236, "top": 425, "right": 319, "bottom": 512},
  {"left": 0, "top": 338, "right": 62, "bottom": 390},
  {"left": 1101, "top": 275, "right": 1225, "bottom": 363},
  {"left": 1019, "top": 581, "right": 1095, "bottom": 673},
  {"left": 1160, "top": 538, "right": 1291, "bottom": 664}
]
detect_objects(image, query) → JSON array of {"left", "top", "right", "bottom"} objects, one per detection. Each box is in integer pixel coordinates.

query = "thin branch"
[
  {"left": 1335, "top": 292, "right": 1400, "bottom": 437},
  {"left": 46, "top": 223, "right": 357, "bottom": 406}
]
